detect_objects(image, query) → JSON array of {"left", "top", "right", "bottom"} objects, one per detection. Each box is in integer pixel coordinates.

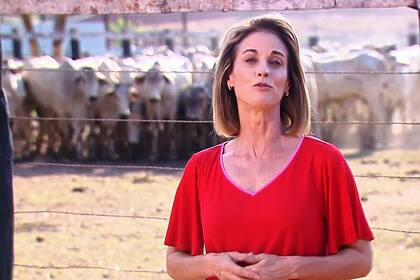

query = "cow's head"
[
  {"left": 95, "top": 71, "right": 116, "bottom": 98},
  {"left": 133, "top": 63, "right": 171, "bottom": 103},
  {"left": 75, "top": 67, "right": 99, "bottom": 101},
  {"left": 183, "top": 86, "right": 210, "bottom": 121}
]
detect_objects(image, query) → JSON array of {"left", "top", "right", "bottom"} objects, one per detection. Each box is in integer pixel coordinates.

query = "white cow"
[
  {"left": 389, "top": 45, "right": 420, "bottom": 147},
  {"left": 312, "top": 49, "right": 393, "bottom": 149},
  {"left": 126, "top": 52, "right": 193, "bottom": 160},
  {"left": 132, "top": 61, "right": 178, "bottom": 160},
  {"left": 22, "top": 56, "right": 98, "bottom": 158},
  {"left": 390, "top": 45, "right": 420, "bottom": 122},
  {"left": 189, "top": 52, "right": 217, "bottom": 87},
  {"left": 91, "top": 57, "right": 132, "bottom": 159},
  {"left": 300, "top": 50, "right": 320, "bottom": 137},
  {"left": 156, "top": 52, "right": 193, "bottom": 92},
  {"left": 1, "top": 59, "right": 33, "bottom": 158}
]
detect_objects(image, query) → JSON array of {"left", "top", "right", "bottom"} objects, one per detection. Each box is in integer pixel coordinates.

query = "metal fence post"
[
  {"left": 121, "top": 30, "right": 132, "bottom": 57},
  {"left": 11, "top": 28, "right": 22, "bottom": 59},
  {"left": 70, "top": 28, "right": 81, "bottom": 59}
]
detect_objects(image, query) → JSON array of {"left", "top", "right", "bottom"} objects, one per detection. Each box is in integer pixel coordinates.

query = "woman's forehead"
[{"left": 236, "top": 31, "right": 288, "bottom": 55}]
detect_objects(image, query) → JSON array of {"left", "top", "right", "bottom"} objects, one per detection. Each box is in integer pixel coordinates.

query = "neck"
[{"left": 233, "top": 103, "right": 287, "bottom": 159}]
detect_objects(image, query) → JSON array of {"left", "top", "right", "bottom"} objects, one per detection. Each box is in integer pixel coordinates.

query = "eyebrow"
[{"left": 242, "top": 49, "right": 285, "bottom": 58}]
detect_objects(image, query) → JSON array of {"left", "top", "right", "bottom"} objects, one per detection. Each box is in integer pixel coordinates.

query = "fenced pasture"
[{"left": 2, "top": 1, "right": 420, "bottom": 279}]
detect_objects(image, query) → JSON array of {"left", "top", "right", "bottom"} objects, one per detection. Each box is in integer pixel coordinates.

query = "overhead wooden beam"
[
  {"left": 335, "top": 0, "right": 416, "bottom": 8},
  {"left": 0, "top": 0, "right": 417, "bottom": 15},
  {"left": 418, "top": 0, "right": 420, "bottom": 44}
]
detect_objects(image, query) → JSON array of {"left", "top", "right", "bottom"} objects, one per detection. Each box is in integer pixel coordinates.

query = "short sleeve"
[
  {"left": 164, "top": 155, "right": 204, "bottom": 256},
  {"left": 323, "top": 146, "right": 374, "bottom": 255}
]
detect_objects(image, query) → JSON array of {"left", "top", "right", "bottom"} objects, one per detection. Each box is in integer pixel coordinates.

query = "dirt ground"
[{"left": 12, "top": 146, "right": 420, "bottom": 280}]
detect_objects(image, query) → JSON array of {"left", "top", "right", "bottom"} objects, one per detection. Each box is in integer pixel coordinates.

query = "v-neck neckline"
[{"left": 219, "top": 135, "right": 305, "bottom": 197}]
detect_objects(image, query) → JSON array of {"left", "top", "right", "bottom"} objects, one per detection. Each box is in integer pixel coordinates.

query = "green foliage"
[{"left": 108, "top": 16, "right": 143, "bottom": 33}]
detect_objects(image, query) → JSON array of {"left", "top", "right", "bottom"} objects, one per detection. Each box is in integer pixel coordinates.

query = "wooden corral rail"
[{"left": 0, "top": 0, "right": 418, "bottom": 14}]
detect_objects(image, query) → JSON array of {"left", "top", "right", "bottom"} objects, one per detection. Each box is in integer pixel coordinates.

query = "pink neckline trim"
[{"left": 219, "top": 135, "right": 305, "bottom": 196}]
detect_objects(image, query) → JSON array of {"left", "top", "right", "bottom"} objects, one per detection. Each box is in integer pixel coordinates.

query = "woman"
[{"left": 165, "top": 14, "right": 374, "bottom": 280}]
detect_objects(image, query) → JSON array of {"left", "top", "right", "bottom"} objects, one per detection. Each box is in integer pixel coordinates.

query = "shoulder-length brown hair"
[{"left": 212, "top": 14, "right": 310, "bottom": 138}]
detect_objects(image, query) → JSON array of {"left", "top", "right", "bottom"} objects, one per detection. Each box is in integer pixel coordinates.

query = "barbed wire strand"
[
  {"left": 20, "top": 161, "right": 183, "bottom": 171},
  {"left": 355, "top": 174, "right": 420, "bottom": 179},
  {"left": 14, "top": 263, "right": 166, "bottom": 274},
  {"left": 3, "top": 66, "right": 420, "bottom": 75},
  {"left": 14, "top": 210, "right": 169, "bottom": 220},
  {"left": 0, "top": 29, "right": 217, "bottom": 39},
  {"left": 3, "top": 67, "right": 211, "bottom": 74},
  {"left": 11, "top": 116, "right": 212, "bottom": 124},
  {"left": 13, "top": 210, "right": 420, "bottom": 235},
  {"left": 10, "top": 116, "right": 420, "bottom": 125},
  {"left": 371, "top": 227, "right": 420, "bottom": 235},
  {"left": 18, "top": 161, "right": 420, "bottom": 180}
]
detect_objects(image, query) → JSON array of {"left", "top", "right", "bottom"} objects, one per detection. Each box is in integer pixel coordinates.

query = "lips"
[{"left": 253, "top": 82, "right": 273, "bottom": 88}]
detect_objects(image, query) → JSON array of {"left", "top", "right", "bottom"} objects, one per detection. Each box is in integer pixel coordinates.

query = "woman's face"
[{"left": 228, "top": 31, "right": 289, "bottom": 110}]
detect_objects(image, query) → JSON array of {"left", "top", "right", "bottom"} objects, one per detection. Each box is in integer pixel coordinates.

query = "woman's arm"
[
  {"left": 239, "top": 240, "right": 372, "bottom": 280},
  {"left": 296, "top": 240, "right": 372, "bottom": 280},
  {"left": 166, "top": 246, "right": 261, "bottom": 280}
]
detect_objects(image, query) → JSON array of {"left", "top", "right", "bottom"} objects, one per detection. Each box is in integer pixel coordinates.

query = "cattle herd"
[{"left": 2, "top": 43, "right": 420, "bottom": 161}]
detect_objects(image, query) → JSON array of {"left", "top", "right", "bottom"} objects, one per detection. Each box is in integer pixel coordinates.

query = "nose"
[
  {"left": 149, "top": 97, "right": 161, "bottom": 103},
  {"left": 257, "top": 63, "right": 269, "bottom": 77},
  {"left": 119, "top": 113, "right": 129, "bottom": 120}
]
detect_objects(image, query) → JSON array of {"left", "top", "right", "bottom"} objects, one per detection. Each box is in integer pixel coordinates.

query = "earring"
[
  {"left": 228, "top": 84, "right": 233, "bottom": 91},
  {"left": 284, "top": 91, "right": 289, "bottom": 97}
]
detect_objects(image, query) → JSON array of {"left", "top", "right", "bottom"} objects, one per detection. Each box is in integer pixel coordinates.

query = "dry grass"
[{"left": 12, "top": 147, "right": 420, "bottom": 280}]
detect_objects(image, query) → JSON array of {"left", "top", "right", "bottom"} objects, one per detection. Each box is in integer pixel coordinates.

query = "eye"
[
  {"left": 245, "top": 57, "right": 257, "bottom": 63},
  {"left": 269, "top": 60, "right": 282, "bottom": 66}
]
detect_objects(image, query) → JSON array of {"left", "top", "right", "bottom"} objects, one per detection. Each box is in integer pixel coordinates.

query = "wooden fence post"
[
  {"left": 0, "top": 37, "right": 14, "bottom": 280},
  {"left": 417, "top": 0, "right": 420, "bottom": 44}
]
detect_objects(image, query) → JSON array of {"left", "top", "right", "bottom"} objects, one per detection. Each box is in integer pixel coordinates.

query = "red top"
[{"left": 165, "top": 136, "right": 374, "bottom": 279}]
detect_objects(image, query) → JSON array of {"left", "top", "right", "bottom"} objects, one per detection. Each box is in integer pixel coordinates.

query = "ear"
[
  {"left": 105, "top": 91, "right": 116, "bottom": 97},
  {"left": 97, "top": 77, "right": 108, "bottom": 86},
  {"left": 227, "top": 72, "right": 235, "bottom": 89},
  {"left": 95, "top": 72, "right": 106, "bottom": 80},
  {"left": 284, "top": 79, "right": 290, "bottom": 92},
  {"left": 163, "top": 75, "right": 171, "bottom": 84}
]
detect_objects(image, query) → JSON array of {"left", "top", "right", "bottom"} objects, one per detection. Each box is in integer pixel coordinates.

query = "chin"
[{"left": 247, "top": 100, "right": 281, "bottom": 110}]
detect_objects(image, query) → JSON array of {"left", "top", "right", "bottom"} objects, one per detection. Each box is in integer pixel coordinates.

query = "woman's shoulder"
[
  {"left": 187, "top": 142, "right": 225, "bottom": 167},
  {"left": 302, "top": 135, "right": 344, "bottom": 159}
]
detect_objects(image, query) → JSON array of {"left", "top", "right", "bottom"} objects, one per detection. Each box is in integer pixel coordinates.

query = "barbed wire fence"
[
  {"left": 9, "top": 66, "right": 420, "bottom": 274},
  {"left": 3, "top": 67, "right": 420, "bottom": 75},
  {"left": 11, "top": 114, "right": 420, "bottom": 275}
]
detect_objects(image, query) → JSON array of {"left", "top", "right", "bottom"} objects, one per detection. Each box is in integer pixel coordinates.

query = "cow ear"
[
  {"left": 163, "top": 75, "right": 171, "bottom": 84},
  {"left": 134, "top": 75, "right": 146, "bottom": 85},
  {"left": 95, "top": 72, "right": 106, "bottom": 81},
  {"left": 98, "top": 77, "right": 108, "bottom": 86}
]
